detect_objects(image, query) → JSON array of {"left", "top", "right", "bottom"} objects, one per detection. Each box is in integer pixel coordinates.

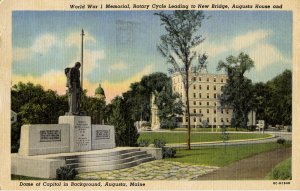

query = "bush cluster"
[
  {"left": 277, "top": 138, "right": 286, "bottom": 145},
  {"left": 153, "top": 139, "right": 176, "bottom": 158},
  {"left": 138, "top": 139, "right": 150, "bottom": 147},
  {"left": 56, "top": 166, "right": 78, "bottom": 180}
]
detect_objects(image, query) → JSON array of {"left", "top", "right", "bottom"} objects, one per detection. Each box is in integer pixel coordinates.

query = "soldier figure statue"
[{"left": 65, "top": 62, "right": 82, "bottom": 115}]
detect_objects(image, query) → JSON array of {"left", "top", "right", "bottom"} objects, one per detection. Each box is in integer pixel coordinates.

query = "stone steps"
[{"left": 65, "top": 149, "right": 155, "bottom": 173}]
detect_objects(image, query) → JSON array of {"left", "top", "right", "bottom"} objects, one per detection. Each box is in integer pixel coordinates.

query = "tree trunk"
[{"left": 185, "top": 69, "right": 191, "bottom": 150}]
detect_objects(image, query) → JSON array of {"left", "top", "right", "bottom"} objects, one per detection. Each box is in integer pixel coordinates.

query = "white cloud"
[
  {"left": 31, "top": 34, "right": 58, "bottom": 54},
  {"left": 65, "top": 31, "right": 96, "bottom": 47},
  {"left": 68, "top": 49, "right": 105, "bottom": 75},
  {"left": 232, "top": 29, "right": 271, "bottom": 51},
  {"left": 249, "top": 44, "right": 290, "bottom": 71},
  {"left": 109, "top": 61, "right": 128, "bottom": 72},
  {"left": 194, "top": 29, "right": 290, "bottom": 71}
]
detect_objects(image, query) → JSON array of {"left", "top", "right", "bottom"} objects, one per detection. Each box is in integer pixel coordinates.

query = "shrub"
[
  {"left": 269, "top": 158, "right": 291, "bottom": 180},
  {"left": 138, "top": 139, "right": 150, "bottom": 147},
  {"left": 152, "top": 139, "right": 176, "bottom": 158},
  {"left": 56, "top": 166, "right": 78, "bottom": 180},
  {"left": 153, "top": 139, "right": 166, "bottom": 148},
  {"left": 277, "top": 138, "right": 286, "bottom": 145},
  {"left": 162, "top": 147, "right": 176, "bottom": 158}
]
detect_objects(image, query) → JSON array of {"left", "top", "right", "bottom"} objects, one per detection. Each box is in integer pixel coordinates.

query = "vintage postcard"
[{"left": 0, "top": 0, "right": 299, "bottom": 190}]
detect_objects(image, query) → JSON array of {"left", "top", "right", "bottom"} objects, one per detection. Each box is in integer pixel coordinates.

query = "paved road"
[{"left": 196, "top": 147, "right": 291, "bottom": 180}]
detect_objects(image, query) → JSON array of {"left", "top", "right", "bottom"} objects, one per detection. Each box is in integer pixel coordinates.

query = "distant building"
[
  {"left": 171, "top": 70, "right": 233, "bottom": 128},
  {"left": 95, "top": 83, "right": 105, "bottom": 100}
]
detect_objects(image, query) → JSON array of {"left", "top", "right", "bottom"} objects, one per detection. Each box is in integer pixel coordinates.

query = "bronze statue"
[{"left": 65, "top": 62, "right": 82, "bottom": 115}]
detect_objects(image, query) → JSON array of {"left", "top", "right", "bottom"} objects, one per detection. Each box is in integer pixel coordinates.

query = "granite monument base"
[{"left": 59, "top": 115, "right": 92, "bottom": 152}]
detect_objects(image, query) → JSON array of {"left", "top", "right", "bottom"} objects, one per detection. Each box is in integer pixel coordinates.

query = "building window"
[
  {"left": 214, "top": 109, "right": 216, "bottom": 114},
  {"left": 214, "top": 93, "right": 217, "bottom": 99},
  {"left": 221, "top": 118, "right": 224, "bottom": 122},
  {"left": 207, "top": 109, "right": 209, "bottom": 114},
  {"left": 207, "top": 93, "right": 209, "bottom": 98},
  {"left": 199, "top": 93, "right": 202, "bottom": 98},
  {"left": 214, "top": 77, "right": 216, "bottom": 82},
  {"left": 194, "top": 109, "right": 196, "bottom": 113},
  {"left": 194, "top": 117, "right": 196, "bottom": 122},
  {"left": 194, "top": 101, "right": 196, "bottom": 105},
  {"left": 226, "top": 109, "right": 229, "bottom": 114},
  {"left": 226, "top": 118, "right": 229, "bottom": 123},
  {"left": 221, "top": 78, "right": 224, "bottom": 83},
  {"left": 214, "top": 85, "right": 216, "bottom": 90},
  {"left": 207, "top": 77, "right": 209, "bottom": 82},
  {"left": 221, "top": 109, "right": 223, "bottom": 114},
  {"left": 207, "top": 118, "right": 210, "bottom": 122},
  {"left": 193, "top": 77, "right": 196, "bottom": 81},
  {"left": 199, "top": 77, "right": 201, "bottom": 81},
  {"left": 199, "top": 109, "right": 202, "bottom": 113},
  {"left": 193, "top": 85, "right": 196, "bottom": 90},
  {"left": 207, "top": 102, "right": 209, "bottom": 106},
  {"left": 207, "top": 85, "right": 209, "bottom": 90},
  {"left": 193, "top": 93, "right": 196, "bottom": 98},
  {"left": 214, "top": 118, "right": 216, "bottom": 122},
  {"left": 199, "top": 101, "right": 202, "bottom": 105},
  {"left": 200, "top": 118, "right": 202, "bottom": 122},
  {"left": 214, "top": 102, "right": 217, "bottom": 106},
  {"left": 221, "top": 86, "right": 224, "bottom": 91},
  {"left": 186, "top": 117, "right": 188, "bottom": 122},
  {"left": 199, "top": 85, "right": 202, "bottom": 90}
]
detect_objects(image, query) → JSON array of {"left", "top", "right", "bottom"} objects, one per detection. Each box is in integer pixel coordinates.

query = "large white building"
[{"left": 171, "top": 71, "right": 233, "bottom": 128}]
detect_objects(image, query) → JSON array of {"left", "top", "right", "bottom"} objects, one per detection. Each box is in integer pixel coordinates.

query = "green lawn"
[
  {"left": 138, "top": 132, "right": 271, "bottom": 144},
  {"left": 173, "top": 127, "right": 250, "bottom": 132},
  {"left": 165, "top": 142, "right": 291, "bottom": 167},
  {"left": 265, "top": 157, "right": 292, "bottom": 180}
]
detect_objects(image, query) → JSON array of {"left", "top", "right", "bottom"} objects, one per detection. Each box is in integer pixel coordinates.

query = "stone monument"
[{"left": 11, "top": 30, "right": 161, "bottom": 179}]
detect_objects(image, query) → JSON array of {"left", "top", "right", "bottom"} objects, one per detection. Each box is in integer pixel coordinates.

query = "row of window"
[
  {"left": 193, "top": 93, "right": 219, "bottom": 99},
  {"left": 192, "top": 108, "right": 230, "bottom": 114},
  {"left": 185, "top": 117, "right": 230, "bottom": 123},
  {"left": 193, "top": 84, "right": 224, "bottom": 91},
  {"left": 190, "top": 101, "right": 219, "bottom": 106},
  {"left": 173, "top": 85, "right": 224, "bottom": 92},
  {"left": 174, "top": 76, "right": 227, "bottom": 83}
]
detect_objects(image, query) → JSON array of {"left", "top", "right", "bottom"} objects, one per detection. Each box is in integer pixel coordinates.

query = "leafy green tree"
[
  {"left": 217, "top": 52, "right": 255, "bottom": 129},
  {"left": 11, "top": 82, "right": 68, "bottom": 152},
  {"left": 265, "top": 70, "right": 291, "bottom": 126},
  {"left": 156, "top": 11, "right": 208, "bottom": 149},
  {"left": 155, "top": 83, "right": 183, "bottom": 129},
  {"left": 109, "top": 96, "right": 139, "bottom": 146}
]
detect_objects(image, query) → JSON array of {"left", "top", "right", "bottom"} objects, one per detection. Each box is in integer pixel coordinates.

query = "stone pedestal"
[
  {"left": 92, "top": 125, "right": 116, "bottom": 150},
  {"left": 18, "top": 124, "right": 70, "bottom": 156},
  {"left": 59, "top": 116, "right": 91, "bottom": 152}
]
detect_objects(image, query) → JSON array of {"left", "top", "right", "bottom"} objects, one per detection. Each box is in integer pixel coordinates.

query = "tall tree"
[
  {"left": 217, "top": 52, "right": 255, "bottom": 129},
  {"left": 155, "top": 11, "right": 207, "bottom": 149}
]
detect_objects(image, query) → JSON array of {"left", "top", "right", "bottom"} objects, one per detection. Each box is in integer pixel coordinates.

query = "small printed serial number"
[{"left": 273, "top": 181, "right": 290, "bottom": 185}]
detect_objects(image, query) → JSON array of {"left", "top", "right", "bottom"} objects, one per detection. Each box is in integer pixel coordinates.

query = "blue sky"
[{"left": 12, "top": 11, "right": 292, "bottom": 101}]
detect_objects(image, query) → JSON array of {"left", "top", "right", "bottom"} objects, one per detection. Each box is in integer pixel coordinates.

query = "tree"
[
  {"left": 11, "top": 82, "right": 68, "bottom": 152},
  {"left": 155, "top": 11, "right": 208, "bottom": 149},
  {"left": 217, "top": 52, "right": 255, "bottom": 129},
  {"left": 263, "top": 70, "right": 292, "bottom": 126},
  {"left": 109, "top": 96, "right": 139, "bottom": 146},
  {"left": 155, "top": 82, "right": 183, "bottom": 129}
]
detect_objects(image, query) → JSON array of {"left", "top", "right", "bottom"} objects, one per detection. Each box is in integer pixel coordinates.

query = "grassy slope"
[
  {"left": 139, "top": 132, "right": 271, "bottom": 144},
  {"left": 265, "top": 157, "right": 292, "bottom": 180},
  {"left": 166, "top": 142, "right": 291, "bottom": 167}
]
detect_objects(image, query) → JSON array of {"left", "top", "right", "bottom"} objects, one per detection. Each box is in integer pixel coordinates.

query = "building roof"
[{"left": 95, "top": 84, "right": 105, "bottom": 96}]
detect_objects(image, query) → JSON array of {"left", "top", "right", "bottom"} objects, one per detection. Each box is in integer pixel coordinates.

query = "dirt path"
[{"left": 197, "top": 147, "right": 291, "bottom": 180}]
